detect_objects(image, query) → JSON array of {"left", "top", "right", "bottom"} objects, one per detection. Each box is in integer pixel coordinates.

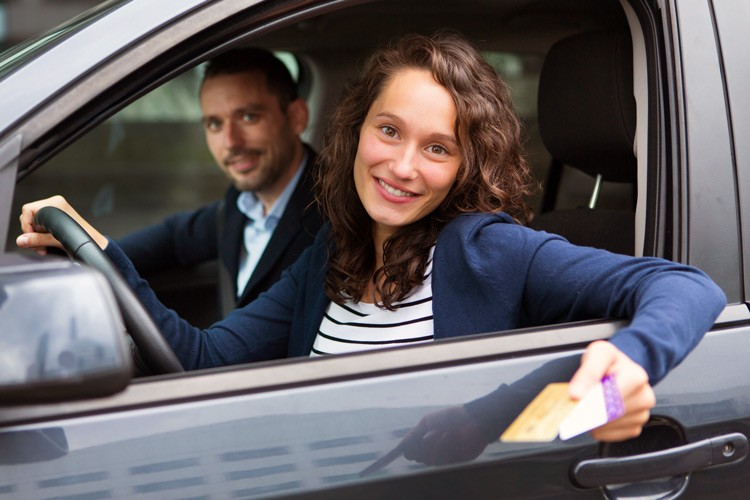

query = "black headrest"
[{"left": 538, "top": 29, "right": 636, "bottom": 183}]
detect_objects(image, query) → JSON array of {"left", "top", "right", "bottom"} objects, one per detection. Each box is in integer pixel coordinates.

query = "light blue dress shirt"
[{"left": 235, "top": 154, "right": 306, "bottom": 297}]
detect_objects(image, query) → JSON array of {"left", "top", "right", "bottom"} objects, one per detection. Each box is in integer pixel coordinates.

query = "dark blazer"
[
  {"left": 108, "top": 212, "right": 725, "bottom": 385},
  {"left": 117, "top": 145, "right": 323, "bottom": 311}
]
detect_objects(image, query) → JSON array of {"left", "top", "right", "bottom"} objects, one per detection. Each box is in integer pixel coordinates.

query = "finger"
[
  {"left": 615, "top": 361, "right": 651, "bottom": 402},
  {"left": 18, "top": 196, "right": 109, "bottom": 250},
  {"left": 590, "top": 409, "right": 650, "bottom": 441},
  {"left": 596, "top": 407, "right": 651, "bottom": 430},
  {"left": 589, "top": 382, "right": 653, "bottom": 442},
  {"left": 569, "top": 341, "right": 617, "bottom": 399},
  {"left": 20, "top": 195, "right": 69, "bottom": 229},
  {"left": 19, "top": 208, "right": 38, "bottom": 234},
  {"left": 622, "top": 380, "right": 655, "bottom": 412},
  {"left": 20, "top": 201, "right": 50, "bottom": 233},
  {"left": 591, "top": 425, "right": 644, "bottom": 442},
  {"left": 16, "top": 232, "right": 62, "bottom": 250}
]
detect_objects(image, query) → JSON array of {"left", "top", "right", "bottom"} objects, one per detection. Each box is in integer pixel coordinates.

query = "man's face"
[{"left": 200, "top": 71, "right": 306, "bottom": 197}]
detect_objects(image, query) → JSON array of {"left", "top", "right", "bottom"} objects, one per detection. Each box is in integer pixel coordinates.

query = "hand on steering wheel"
[{"left": 18, "top": 198, "right": 183, "bottom": 374}]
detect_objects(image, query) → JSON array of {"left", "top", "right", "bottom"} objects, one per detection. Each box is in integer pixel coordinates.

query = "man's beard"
[{"left": 225, "top": 144, "right": 295, "bottom": 193}]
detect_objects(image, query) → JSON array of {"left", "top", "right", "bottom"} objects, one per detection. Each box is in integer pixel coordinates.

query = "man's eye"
[
  {"left": 242, "top": 113, "right": 259, "bottom": 123},
  {"left": 204, "top": 120, "right": 221, "bottom": 132}
]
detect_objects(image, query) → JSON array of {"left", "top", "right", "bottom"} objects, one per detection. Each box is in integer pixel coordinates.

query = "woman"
[{"left": 18, "top": 33, "right": 725, "bottom": 442}]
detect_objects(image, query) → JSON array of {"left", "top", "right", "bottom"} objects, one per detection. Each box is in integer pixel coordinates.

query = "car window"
[
  {"left": 5, "top": 0, "right": 644, "bottom": 322},
  {"left": 9, "top": 53, "right": 299, "bottom": 241},
  {"left": 483, "top": 51, "right": 546, "bottom": 212},
  {"left": 0, "top": 1, "right": 130, "bottom": 80},
  {"left": 10, "top": 67, "right": 221, "bottom": 240}
]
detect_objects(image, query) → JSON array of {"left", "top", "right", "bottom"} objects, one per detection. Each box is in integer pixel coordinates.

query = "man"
[{"left": 118, "top": 48, "right": 323, "bottom": 320}]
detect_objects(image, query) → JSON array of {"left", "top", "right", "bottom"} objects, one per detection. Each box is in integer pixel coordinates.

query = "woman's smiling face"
[{"left": 353, "top": 68, "right": 461, "bottom": 244}]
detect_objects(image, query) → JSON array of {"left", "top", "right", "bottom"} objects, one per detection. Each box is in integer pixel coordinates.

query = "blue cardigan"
[{"left": 106, "top": 212, "right": 726, "bottom": 383}]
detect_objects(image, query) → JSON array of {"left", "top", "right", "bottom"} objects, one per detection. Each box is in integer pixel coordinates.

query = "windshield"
[{"left": 0, "top": 0, "right": 130, "bottom": 80}]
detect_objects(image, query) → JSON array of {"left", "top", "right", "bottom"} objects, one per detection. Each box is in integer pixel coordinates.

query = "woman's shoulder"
[
  {"left": 435, "top": 212, "right": 564, "bottom": 266},
  {"left": 432, "top": 213, "right": 566, "bottom": 284},
  {"left": 440, "top": 212, "right": 558, "bottom": 244}
]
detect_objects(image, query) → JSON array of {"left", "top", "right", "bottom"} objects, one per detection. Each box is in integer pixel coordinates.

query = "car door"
[
  {"left": 2, "top": 309, "right": 750, "bottom": 499},
  {"left": 708, "top": 0, "right": 750, "bottom": 298}
]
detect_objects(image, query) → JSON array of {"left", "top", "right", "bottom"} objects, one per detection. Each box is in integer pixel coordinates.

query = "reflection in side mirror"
[{"left": 0, "top": 253, "right": 131, "bottom": 404}]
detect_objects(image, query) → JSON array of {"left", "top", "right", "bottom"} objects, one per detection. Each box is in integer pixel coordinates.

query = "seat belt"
[{"left": 216, "top": 200, "right": 236, "bottom": 317}]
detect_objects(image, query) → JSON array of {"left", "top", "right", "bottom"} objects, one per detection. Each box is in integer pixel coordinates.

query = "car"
[{"left": 1, "top": 0, "right": 749, "bottom": 498}]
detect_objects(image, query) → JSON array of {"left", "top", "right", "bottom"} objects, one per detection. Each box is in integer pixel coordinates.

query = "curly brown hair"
[{"left": 316, "top": 32, "right": 536, "bottom": 309}]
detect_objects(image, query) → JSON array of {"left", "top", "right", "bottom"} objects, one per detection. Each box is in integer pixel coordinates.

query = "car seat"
[{"left": 530, "top": 28, "right": 636, "bottom": 255}]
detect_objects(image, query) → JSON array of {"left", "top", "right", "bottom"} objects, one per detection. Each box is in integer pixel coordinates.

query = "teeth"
[{"left": 379, "top": 179, "right": 415, "bottom": 197}]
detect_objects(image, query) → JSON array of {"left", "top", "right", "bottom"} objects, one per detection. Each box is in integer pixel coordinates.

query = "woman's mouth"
[{"left": 378, "top": 178, "right": 416, "bottom": 198}]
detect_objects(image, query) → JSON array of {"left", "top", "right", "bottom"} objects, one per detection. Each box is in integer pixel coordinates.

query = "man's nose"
[{"left": 222, "top": 121, "right": 244, "bottom": 148}]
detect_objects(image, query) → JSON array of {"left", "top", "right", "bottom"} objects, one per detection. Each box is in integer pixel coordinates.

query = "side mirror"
[{"left": 0, "top": 253, "right": 131, "bottom": 404}]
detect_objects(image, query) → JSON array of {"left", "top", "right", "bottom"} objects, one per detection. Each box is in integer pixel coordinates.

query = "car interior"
[
  {"left": 530, "top": 28, "right": 637, "bottom": 256},
  {"left": 9, "top": 0, "right": 648, "bottom": 329}
]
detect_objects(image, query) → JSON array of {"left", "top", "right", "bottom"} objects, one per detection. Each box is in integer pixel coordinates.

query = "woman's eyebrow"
[
  {"left": 375, "top": 112, "right": 457, "bottom": 144},
  {"left": 428, "top": 132, "right": 458, "bottom": 146},
  {"left": 374, "top": 111, "right": 403, "bottom": 124}
]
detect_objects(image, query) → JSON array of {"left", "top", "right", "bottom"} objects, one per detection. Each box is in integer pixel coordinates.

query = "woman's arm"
[
  {"left": 17, "top": 195, "right": 302, "bottom": 370},
  {"left": 440, "top": 213, "right": 726, "bottom": 441}
]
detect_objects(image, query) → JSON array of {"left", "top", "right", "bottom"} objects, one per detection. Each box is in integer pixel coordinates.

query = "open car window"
[{"left": 7, "top": 0, "right": 644, "bottom": 326}]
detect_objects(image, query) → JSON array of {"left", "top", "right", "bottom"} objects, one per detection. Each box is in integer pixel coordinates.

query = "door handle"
[{"left": 572, "top": 432, "right": 748, "bottom": 488}]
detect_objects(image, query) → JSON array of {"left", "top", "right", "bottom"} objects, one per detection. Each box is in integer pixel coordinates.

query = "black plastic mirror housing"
[{"left": 0, "top": 253, "right": 131, "bottom": 404}]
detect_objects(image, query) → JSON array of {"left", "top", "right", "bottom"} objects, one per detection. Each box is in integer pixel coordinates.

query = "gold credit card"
[
  {"left": 500, "top": 383, "right": 577, "bottom": 442},
  {"left": 500, "top": 375, "right": 625, "bottom": 442}
]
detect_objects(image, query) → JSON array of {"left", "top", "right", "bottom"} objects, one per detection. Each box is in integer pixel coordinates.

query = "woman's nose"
[{"left": 389, "top": 146, "right": 418, "bottom": 179}]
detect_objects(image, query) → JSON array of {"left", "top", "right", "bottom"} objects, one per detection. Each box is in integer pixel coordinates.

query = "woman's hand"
[
  {"left": 569, "top": 340, "right": 655, "bottom": 441},
  {"left": 16, "top": 195, "right": 108, "bottom": 254}
]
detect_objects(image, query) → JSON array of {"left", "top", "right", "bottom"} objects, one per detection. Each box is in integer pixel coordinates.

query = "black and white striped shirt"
[{"left": 310, "top": 252, "right": 434, "bottom": 357}]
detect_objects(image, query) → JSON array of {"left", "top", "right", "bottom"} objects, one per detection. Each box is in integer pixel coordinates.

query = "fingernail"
[{"left": 16, "top": 235, "right": 27, "bottom": 246}]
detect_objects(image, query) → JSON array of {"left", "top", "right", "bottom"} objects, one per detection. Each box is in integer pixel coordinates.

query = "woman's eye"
[
  {"left": 380, "top": 125, "right": 397, "bottom": 138},
  {"left": 428, "top": 144, "right": 447, "bottom": 155}
]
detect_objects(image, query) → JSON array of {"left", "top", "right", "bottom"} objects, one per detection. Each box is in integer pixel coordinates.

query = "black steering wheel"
[{"left": 34, "top": 206, "right": 184, "bottom": 374}]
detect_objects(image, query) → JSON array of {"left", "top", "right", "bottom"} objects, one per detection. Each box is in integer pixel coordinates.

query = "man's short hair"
[{"left": 202, "top": 47, "right": 299, "bottom": 108}]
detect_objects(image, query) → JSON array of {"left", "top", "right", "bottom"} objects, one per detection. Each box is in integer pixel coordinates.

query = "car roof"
[{"left": 0, "top": 0, "right": 211, "bottom": 141}]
